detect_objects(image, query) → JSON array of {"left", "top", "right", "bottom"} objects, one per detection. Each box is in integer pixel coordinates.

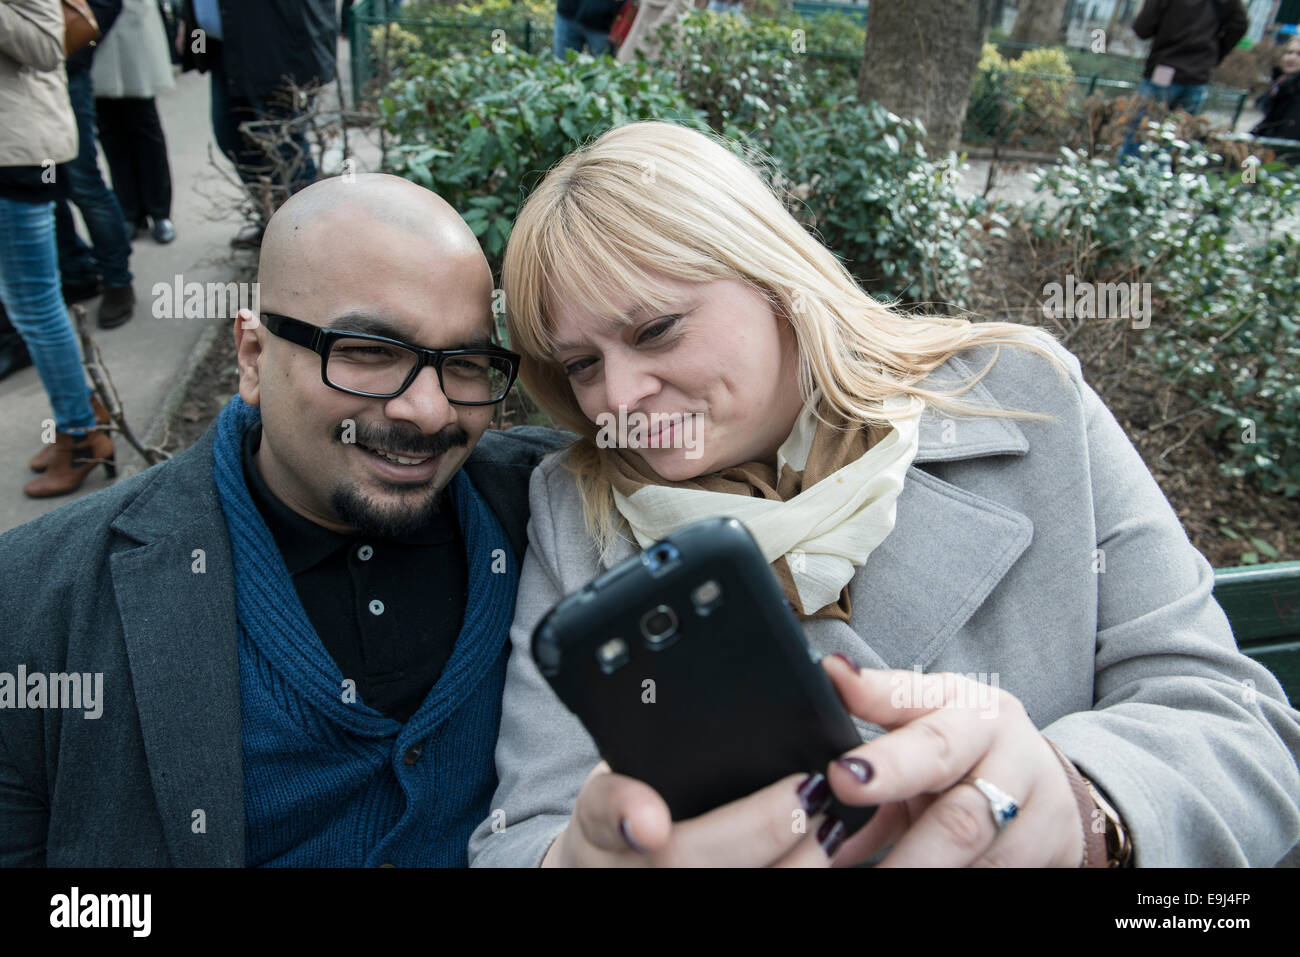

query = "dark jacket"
[
  {"left": 0, "top": 416, "right": 570, "bottom": 866},
  {"left": 1252, "top": 70, "right": 1300, "bottom": 141},
  {"left": 557, "top": 0, "right": 622, "bottom": 33},
  {"left": 178, "top": 0, "right": 337, "bottom": 100},
  {"left": 66, "top": 0, "right": 122, "bottom": 72},
  {"left": 1134, "top": 0, "right": 1248, "bottom": 86}
]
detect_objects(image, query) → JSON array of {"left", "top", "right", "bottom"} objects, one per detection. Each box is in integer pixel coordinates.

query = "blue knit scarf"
[{"left": 211, "top": 396, "right": 518, "bottom": 866}]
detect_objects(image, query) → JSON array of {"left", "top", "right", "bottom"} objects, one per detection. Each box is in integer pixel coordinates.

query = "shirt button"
[
  {"left": 378, "top": 862, "right": 396, "bottom": 868},
  {"left": 403, "top": 745, "right": 423, "bottom": 765},
  {"left": 369, "top": 599, "right": 385, "bottom": 616},
  {"left": 358, "top": 544, "right": 374, "bottom": 561}
]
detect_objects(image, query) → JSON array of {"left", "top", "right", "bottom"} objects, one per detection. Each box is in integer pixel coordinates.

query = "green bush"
[
  {"left": 379, "top": 50, "right": 706, "bottom": 272},
  {"left": 369, "top": 2, "right": 863, "bottom": 89},
  {"left": 652, "top": 12, "right": 824, "bottom": 133},
  {"left": 652, "top": 10, "right": 861, "bottom": 105},
  {"left": 1025, "top": 129, "right": 1300, "bottom": 495},
  {"left": 969, "top": 42, "right": 1076, "bottom": 144},
  {"left": 376, "top": 10, "right": 989, "bottom": 309},
  {"left": 763, "top": 97, "right": 990, "bottom": 306}
]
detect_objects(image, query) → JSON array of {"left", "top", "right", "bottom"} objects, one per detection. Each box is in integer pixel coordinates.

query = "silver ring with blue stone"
[{"left": 964, "top": 777, "right": 1020, "bottom": 832}]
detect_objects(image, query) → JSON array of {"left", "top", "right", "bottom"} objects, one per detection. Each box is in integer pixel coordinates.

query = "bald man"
[{"left": 0, "top": 175, "right": 569, "bottom": 866}]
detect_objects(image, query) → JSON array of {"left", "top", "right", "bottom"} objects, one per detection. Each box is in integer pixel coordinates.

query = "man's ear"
[{"left": 234, "top": 309, "right": 265, "bottom": 406}]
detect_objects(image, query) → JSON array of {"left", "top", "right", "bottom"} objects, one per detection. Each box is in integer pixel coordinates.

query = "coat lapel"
[
  {"left": 109, "top": 428, "right": 244, "bottom": 866},
  {"left": 844, "top": 354, "right": 1035, "bottom": 670}
]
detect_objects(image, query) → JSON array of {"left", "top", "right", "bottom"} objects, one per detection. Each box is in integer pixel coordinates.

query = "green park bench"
[{"left": 1214, "top": 561, "right": 1300, "bottom": 704}]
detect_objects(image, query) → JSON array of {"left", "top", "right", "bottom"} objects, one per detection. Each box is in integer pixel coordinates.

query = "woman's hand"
[
  {"left": 820, "top": 656, "right": 1084, "bottom": 867},
  {"left": 542, "top": 762, "right": 847, "bottom": 867}
]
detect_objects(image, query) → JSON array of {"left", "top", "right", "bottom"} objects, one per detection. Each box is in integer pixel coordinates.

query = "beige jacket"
[
  {"left": 615, "top": 0, "right": 693, "bottom": 64},
  {"left": 0, "top": 0, "right": 77, "bottom": 167}
]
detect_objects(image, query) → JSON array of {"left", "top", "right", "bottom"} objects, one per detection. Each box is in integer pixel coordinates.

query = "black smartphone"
[{"left": 532, "top": 516, "right": 876, "bottom": 834}]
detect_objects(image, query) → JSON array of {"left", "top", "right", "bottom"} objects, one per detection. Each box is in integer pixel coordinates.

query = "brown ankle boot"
[
  {"left": 23, "top": 428, "right": 116, "bottom": 498},
  {"left": 30, "top": 393, "right": 111, "bottom": 472}
]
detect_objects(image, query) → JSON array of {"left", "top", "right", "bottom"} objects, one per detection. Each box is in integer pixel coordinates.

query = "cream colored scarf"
[{"left": 601, "top": 393, "right": 923, "bottom": 622}]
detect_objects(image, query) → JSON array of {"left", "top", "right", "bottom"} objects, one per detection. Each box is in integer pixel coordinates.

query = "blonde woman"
[{"left": 467, "top": 121, "right": 1300, "bottom": 868}]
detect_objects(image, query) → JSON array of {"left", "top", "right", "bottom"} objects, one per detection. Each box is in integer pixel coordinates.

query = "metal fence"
[
  {"left": 964, "top": 71, "right": 1252, "bottom": 153},
  {"left": 349, "top": 0, "right": 556, "bottom": 102}
]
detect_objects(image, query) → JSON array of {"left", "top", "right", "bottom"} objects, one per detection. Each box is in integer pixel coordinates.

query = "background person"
[
  {"left": 468, "top": 121, "right": 1300, "bottom": 868},
  {"left": 614, "top": 0, "right": 691, "bottom": 63},
  {"left": 56, "top": 0, "right": 137, "bottom": 329},
  {"left": 93, "top": 0, "right": 178, "bottom": 245},
  {"left": 1131, "top": 0, "right": 1247, "bottom": 115},
  {"left": 1251, "top": 35, "right": 1300, "bottom": 141},
  {"left": 0, "top": 0, "right": 115, "bottom": 497},
  {"left": 553, "top": 0, "right": 622, "bottom": 58},
  {"left": 177, "top": 0, "right": 338, "bottom": 247}
]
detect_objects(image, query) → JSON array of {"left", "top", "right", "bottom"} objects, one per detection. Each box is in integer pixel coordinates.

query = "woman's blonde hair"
[{"left": 503, "top": 120, "right": 1071, "bottom": 551}]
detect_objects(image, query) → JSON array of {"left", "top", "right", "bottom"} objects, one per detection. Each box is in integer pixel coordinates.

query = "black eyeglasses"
[{"left": 260, "top": 312, "right": 520, "bottom": 406}]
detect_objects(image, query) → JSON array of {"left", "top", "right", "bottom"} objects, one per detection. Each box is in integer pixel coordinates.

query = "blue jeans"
[
  {"left": 1120, "top": 78, "right": 1209, "bottom": 159},
  {"left": 209, "top": 50, "right": 318, "bottom": 190},
  {"left": 553, "top": 13, "right": 610, "bottom": 58},
  {"left": 0, "top": 198, "right": 97, "bottom": 434},
  {"left": 55, "top": 68, "right": 133, "bottom": 289}
]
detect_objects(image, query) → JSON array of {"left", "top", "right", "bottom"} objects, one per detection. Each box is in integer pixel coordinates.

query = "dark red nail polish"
[
  {"left": 620, "top": 818, "right": 648, "bottom": 854},
  {"left": 818, "top": 816, "right": 847, "bottom": 857},
  {"left": 836, "top": 757, "right": 874, "bottom": 784},
  {"left": 797, "top": 772, "right": 831, "bottom": 814}
]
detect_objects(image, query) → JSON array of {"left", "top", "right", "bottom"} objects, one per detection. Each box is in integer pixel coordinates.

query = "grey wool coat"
[
  {"left": 468, "top": 331, "right": 1300, "bottom": 867},
  {"left": 0, "top": 416, "right": 569, "bottom": 866}
]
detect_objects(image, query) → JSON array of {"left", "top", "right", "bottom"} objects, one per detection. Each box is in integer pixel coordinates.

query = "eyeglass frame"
[{"left": 259, "top": 312, "right": 521, "bottom": 406}]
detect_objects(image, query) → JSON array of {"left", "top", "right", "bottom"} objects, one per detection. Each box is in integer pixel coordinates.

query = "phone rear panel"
[{"left": 533, "top": 517, "right": 872, "bottom": 826}]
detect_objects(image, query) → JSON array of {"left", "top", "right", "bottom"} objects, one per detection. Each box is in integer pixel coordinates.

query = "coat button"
[
  {"left": 369, "top": 599, "right": 385, "bottom": 616},
  {"left": 358, "top": 544, "right": 374, "bottom": 561},
  {"left": 403, "top": 745, "right": 423, "bottom": 765},
  {"left": 379, "top": 862, "right": 396, "bottom": 868}
]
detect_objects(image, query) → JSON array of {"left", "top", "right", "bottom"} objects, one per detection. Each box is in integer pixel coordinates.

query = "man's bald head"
[
  {"left": 258, "top": 173, "right": 490, "bottom": 303},
  {"left": 234, "top": 173, "right": 503, "bottom": 539}
]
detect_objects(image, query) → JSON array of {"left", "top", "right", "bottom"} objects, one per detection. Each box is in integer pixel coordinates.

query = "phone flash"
[
  {"left": 596, "top": 637, "right": 630, "bottom": 673},
  {"left": 691, "top": 580, "right": 723, "bottom": 614}
]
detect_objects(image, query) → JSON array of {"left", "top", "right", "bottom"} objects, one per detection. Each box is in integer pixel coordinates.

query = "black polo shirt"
[{"left": 240, "top": 424, "right": 468, "bottom": 723}]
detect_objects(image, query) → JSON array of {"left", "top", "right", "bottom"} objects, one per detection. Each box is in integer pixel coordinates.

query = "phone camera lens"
[
  {"left": 640, "top": 605, "right": 679, "bottom": 646},
  {"left": 643, "top": 542, "right": 680, "bottom": 572}
]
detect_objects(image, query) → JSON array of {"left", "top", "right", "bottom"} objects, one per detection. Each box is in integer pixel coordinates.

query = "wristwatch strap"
[{"left": 1043, "top": 736, "right": 1117, "bottom": 868}]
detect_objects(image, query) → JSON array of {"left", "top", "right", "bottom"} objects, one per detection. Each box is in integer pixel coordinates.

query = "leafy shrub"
[
  {"left": 1024, "top": 129, "right": 1300, "bottom": 495},
  {"left": 651, "top": 12, "right": 825, "bottom": 133},
  {"left": 367, "top": 23, "right": 425, "bottom": 64},
  {"left": 969, "top": 42, "right": 1075, "bottom": 144},
  {"left": 764, "top": 98, "right": 990, "bottom": 306},
  {"left": 377, "top": 8, "right": 990, "bottom": 309},
  {"left": 372, "top": 2, "right": 862, "bottom": 91},
  {"left": 678, "top": 10, "right": 864, "bottom": 96},
  {"left": 380, "top": 50, "right": 705, "bottom": 271}
]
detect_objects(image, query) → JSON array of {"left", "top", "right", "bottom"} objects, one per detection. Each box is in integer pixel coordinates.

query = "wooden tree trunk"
[
  {"left": 857, "top": 0, "right": 991, "bottom": 156},
  {"left": 1010, "top": 0, "right": 1070, "bottom": 45}
]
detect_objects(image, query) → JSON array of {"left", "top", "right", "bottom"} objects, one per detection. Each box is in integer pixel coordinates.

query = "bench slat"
[{"left": 1213, "top": 561, "right": 1300, "bottom": 647}]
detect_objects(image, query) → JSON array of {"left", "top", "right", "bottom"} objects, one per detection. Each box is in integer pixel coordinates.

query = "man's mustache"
[{"left": 338, "top": 422, "right": 470, "bottom": 457}]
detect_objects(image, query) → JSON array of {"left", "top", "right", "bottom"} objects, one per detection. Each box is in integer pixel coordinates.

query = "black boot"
[{"left": 98, "top": 286, "right": 136, "bottom": 329}]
